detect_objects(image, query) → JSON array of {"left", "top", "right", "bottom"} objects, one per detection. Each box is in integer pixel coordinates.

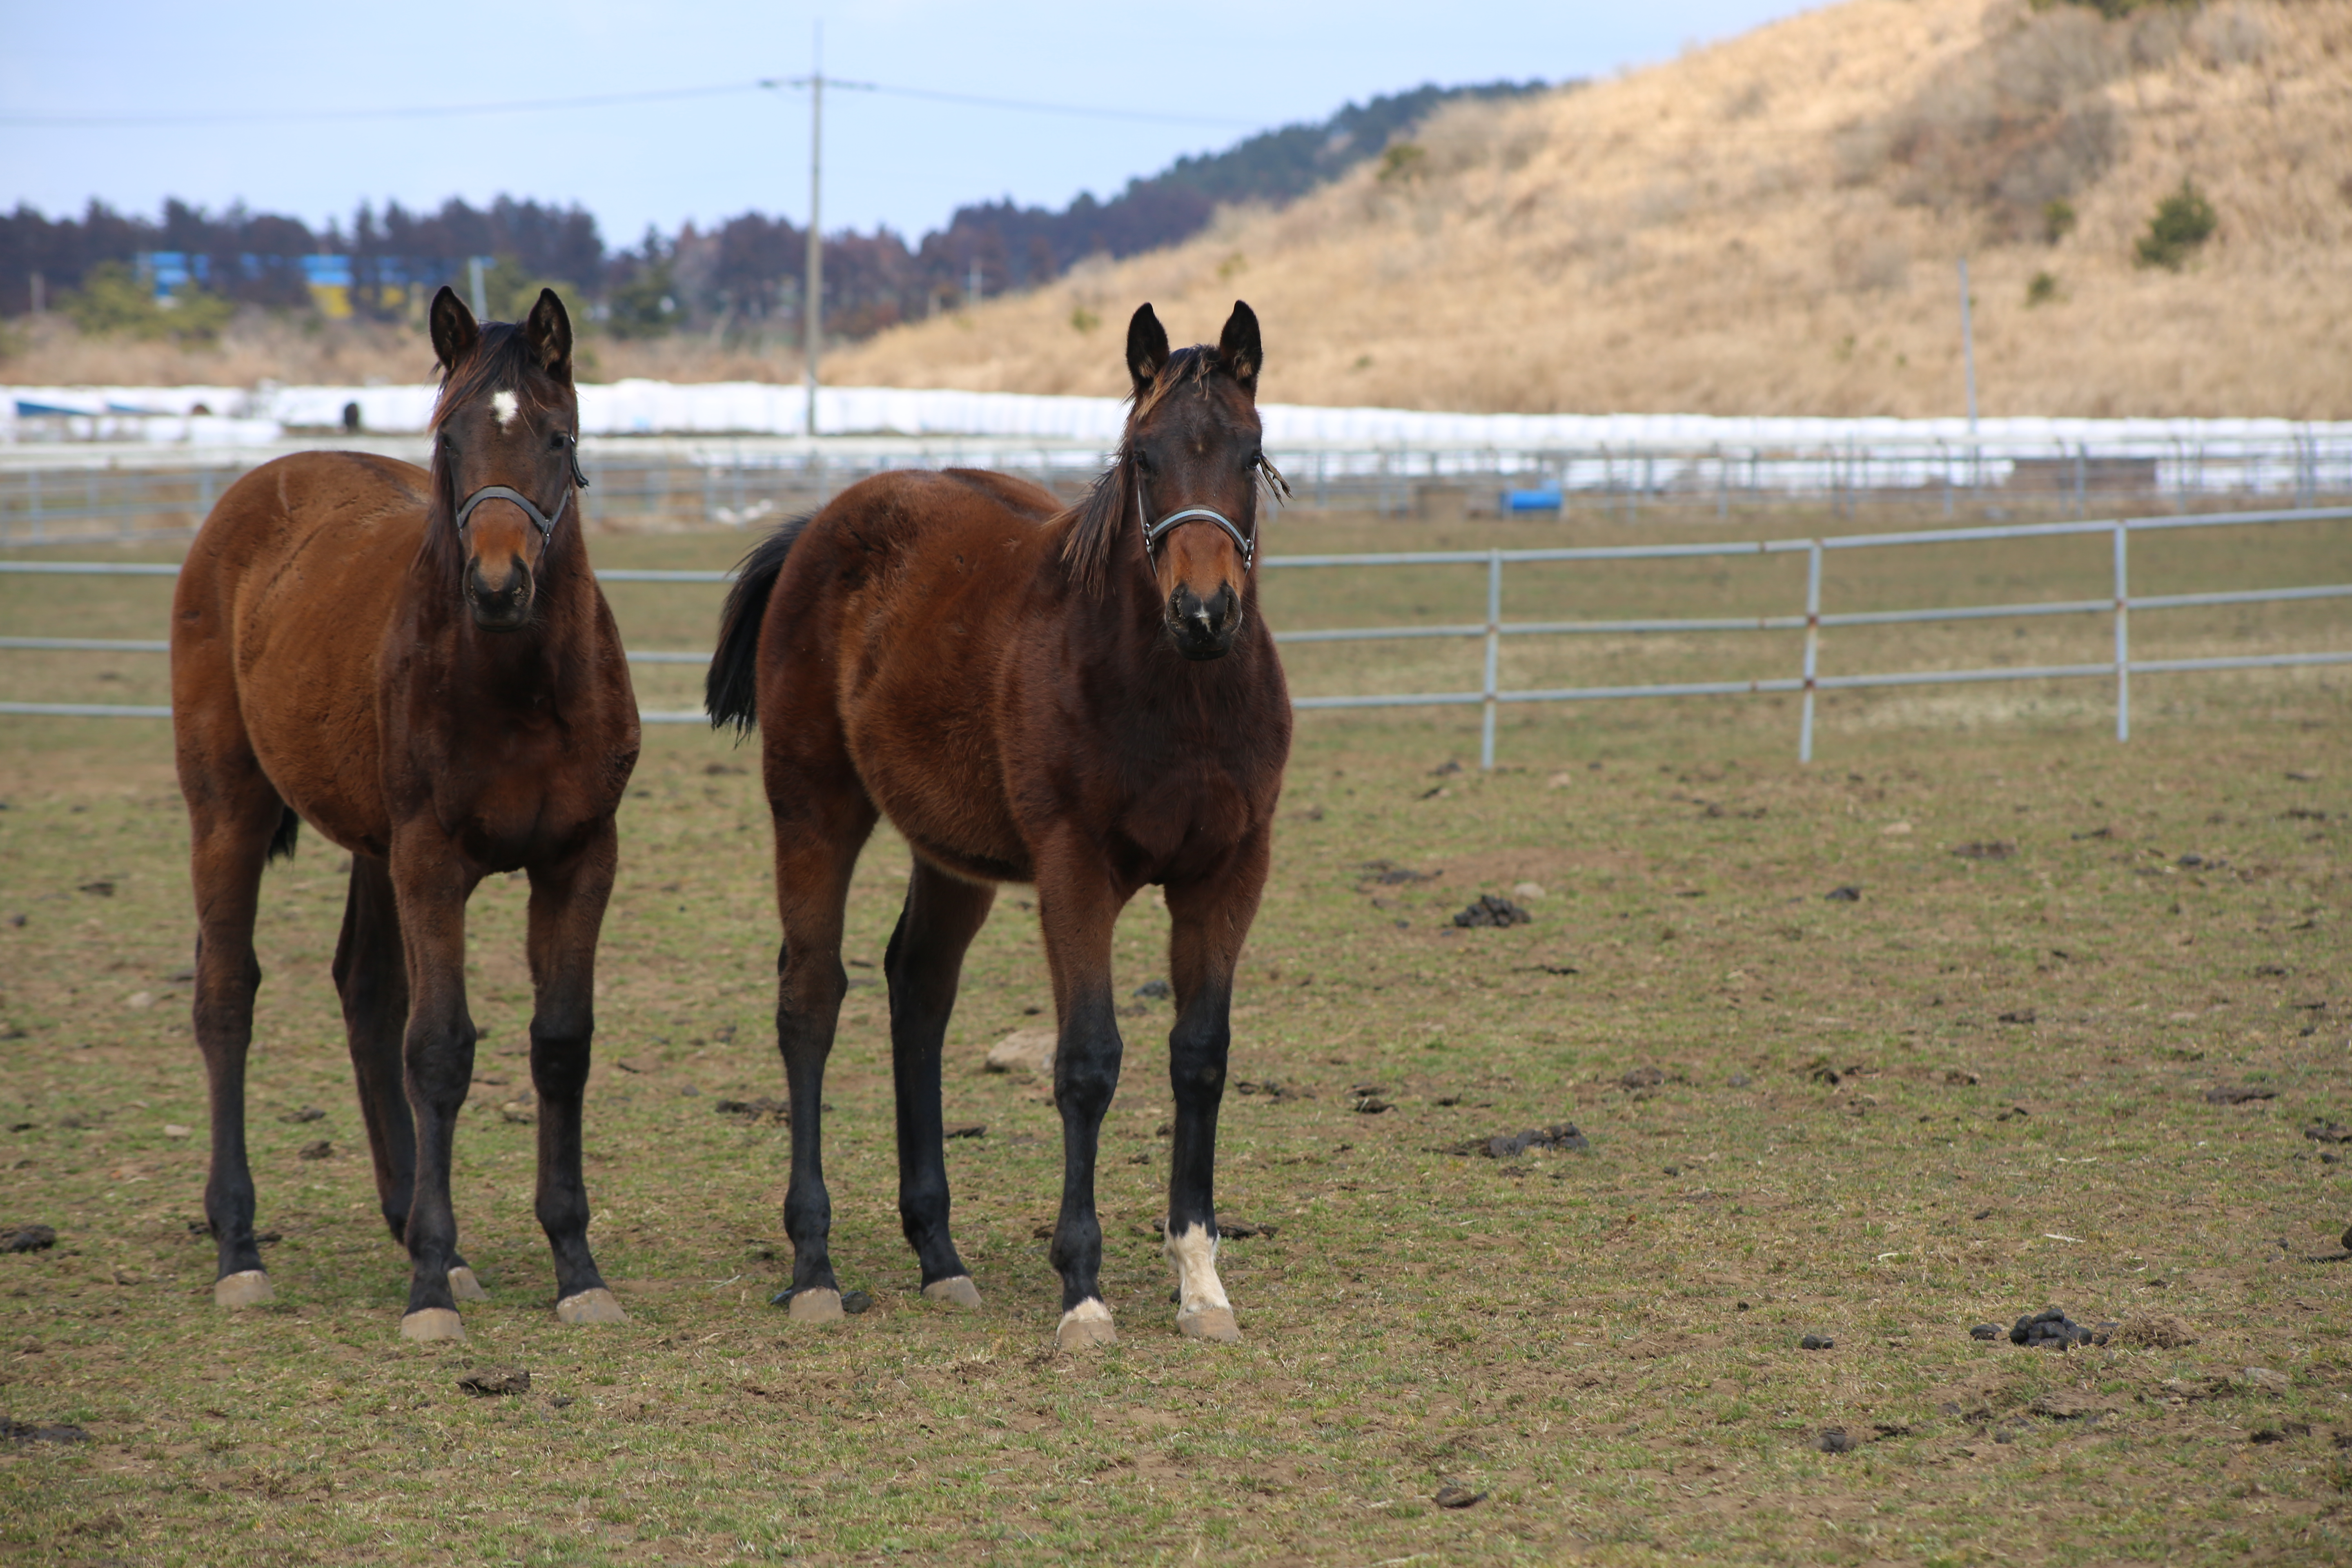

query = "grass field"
[{"left": 2, "top": 506, "right": 2348, "bottom": 1564}]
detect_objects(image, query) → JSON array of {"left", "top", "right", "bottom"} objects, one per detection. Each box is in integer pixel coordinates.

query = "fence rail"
[
  {"left": 7, "top": 428, "right": 2352, "bottom": 544},
  {"left": 3, "top": 506, "right": 2345, "bottom": 762}
]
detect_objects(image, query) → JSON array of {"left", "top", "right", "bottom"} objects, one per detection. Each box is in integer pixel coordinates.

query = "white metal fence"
[
  {"left": 8, "top": 425, "right": 2352, "bottom": 546},
  {"left": 4, "top": 504, "right": 2345, "bottom": 764}
]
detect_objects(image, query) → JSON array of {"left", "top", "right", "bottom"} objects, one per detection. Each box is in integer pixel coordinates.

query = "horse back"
[{"left": 172, "top": 451, "right": 430, "bottom": 857}]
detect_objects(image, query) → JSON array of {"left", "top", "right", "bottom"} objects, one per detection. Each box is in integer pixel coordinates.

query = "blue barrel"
[{"left": 1503, "top": 487, "right": 1563, "bottom": 513}]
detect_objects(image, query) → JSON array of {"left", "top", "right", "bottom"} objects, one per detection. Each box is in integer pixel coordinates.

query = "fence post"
[
  {"left": 1480, "top": 548, "right": 1501, "bottom": 771},
  {"left": 2074, "top": 442, "right": 2087, "bottom": 518},
  {"left": 2114, "top": 521, "right": 2130, "bottom": 742},
  {"left": 1798, "top": 539, "right": 1823, "bottom": 763}
]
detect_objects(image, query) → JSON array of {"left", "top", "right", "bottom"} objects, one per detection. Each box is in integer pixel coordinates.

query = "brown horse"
[
  {"left": 170, "top": 286, "right": 640, "bottom": 1341},
  {"left": 706, "top": 301, "right": 1291, "bottom": 1348}
]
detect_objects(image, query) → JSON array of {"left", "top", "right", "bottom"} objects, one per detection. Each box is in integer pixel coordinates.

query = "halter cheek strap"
[{"left": 1136, "top": 477, "right": 1256, "bottom": 573}]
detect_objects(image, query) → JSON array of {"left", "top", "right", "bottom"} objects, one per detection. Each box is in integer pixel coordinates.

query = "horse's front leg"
[
  {"left": 1161, "top": 825, "right": 1271, "bottom": 1344},
  {"left": 1035, "top": 839, "right": 1127, "bottom": 1350},
  {"left": 527, "top": 819, "right": 626, "bottom": 1326},
  {"left": 388, "top": 831, "right": 482, "bottom": 1341}
]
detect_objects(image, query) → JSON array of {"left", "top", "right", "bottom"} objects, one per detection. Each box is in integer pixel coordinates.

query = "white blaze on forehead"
[
  {"left": 491, "top": 390, "right": 519, "bottom": 429},
  {"left": 1165, "top": 1222, "right": 1230, "bottom": 1315}
]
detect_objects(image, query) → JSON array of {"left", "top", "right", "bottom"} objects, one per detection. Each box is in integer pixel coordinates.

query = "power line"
[
  {"left": 0, "top": 78, "right": 1259, "bottom": 131},
  {"left": 0, "top": 82, "right": 757, "bottom": 129}
]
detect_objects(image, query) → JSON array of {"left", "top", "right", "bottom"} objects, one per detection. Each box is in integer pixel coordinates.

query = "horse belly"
[
  {"left": 843, "top": 665, "right": 1031, "bottom": 883},
  {"left": 218, "top": 481, "right": 413, "bottom": 857}
]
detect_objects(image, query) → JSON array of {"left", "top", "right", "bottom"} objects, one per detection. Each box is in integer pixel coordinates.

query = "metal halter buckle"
[{"left": 1136, "top": 477, "right": 1255, "bottom": 573}]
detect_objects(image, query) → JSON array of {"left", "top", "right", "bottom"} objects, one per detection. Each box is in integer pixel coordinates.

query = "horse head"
[
  {"left": 1120, "top": 301, "right": 1281, "bottom": 661},
  {"left": 427, "top": 286, "right": 585, "bottom": 633}
]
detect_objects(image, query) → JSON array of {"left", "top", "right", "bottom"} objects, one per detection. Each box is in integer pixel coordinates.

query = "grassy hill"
[{"left": 828, "top": 0, "right": 2352, "bottom": 419}]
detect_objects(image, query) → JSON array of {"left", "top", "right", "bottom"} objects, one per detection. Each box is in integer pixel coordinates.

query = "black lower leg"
[
  {"left": 884, "top": 871, "right": 992, "bottom": 1287},
  {"left": 400, "top": 1010, "right": 475, "bottom": 1316},
  {"left": 197, "top": 938, "right": 265, "bottom": 1282},
  {"left": 531, "top": 1023, "right": 605, "bottom": 1301},
  {"left": 778, "top": 937, "right": 846, "bottom": 1295},
  {"left": 1050, "top": 993, "right": 1123, "bottom": 1312},
  {"left": 334, "top": 857, "right": 415, "bottom": 1243},
  {"left": 1165, "top": 985, "right": 1232, "bottom": 1241}
]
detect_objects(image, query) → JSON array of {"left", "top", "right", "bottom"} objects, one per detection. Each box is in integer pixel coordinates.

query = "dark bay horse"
[
  {"left": 706, "top": 302, "right": 1291, "bottom": 1348},
  {"left": 170, "top": 287, "right": 640, "bottom": 1342}
]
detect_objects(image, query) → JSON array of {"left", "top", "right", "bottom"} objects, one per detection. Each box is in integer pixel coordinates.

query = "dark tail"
[
  {"left": 705, "top": 515, "right": 812, "bottom": 737},
  {"left": 266, "top": 805, "right": 300, "bottom": 864}
]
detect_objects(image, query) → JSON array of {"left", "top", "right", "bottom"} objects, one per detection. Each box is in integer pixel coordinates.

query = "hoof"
[
  {"left": 1178, "top": 1306, "right": 1242, "bottom": 1343},
  {"left": 1056, "top": 1299, "right": 1117, "bottom": 1351},
  {"left": 213, "top": 1270, "right": 274, "bottom": 1310},
  {"left": 787, "top": 1287, "right": 844, "bottom": 1324},
  {"left": 555, "top": 1287, "right": 627, "bottom": 1326},
  {"left": 447, "top": 1266, "right": 490, "bottom": 1302},
  {"left": 923, "top": 1276, "right": 982, "bottom": 1310},
  {"left": 399, "top": 1307, "right": 466, "bottom": 1343}
]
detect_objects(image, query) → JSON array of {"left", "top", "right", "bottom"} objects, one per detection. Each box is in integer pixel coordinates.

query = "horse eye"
[{"left": 549, "top": 432, "right": 568, "bottom": 451}]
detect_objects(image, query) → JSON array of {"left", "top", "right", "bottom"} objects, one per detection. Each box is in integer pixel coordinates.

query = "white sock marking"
[
  {"left": 1165, "top": 1222, "right": 1230, "bottom": 1315},
  {"left": 491, "top": 390, "right": 519, "bottom": 429},
  {"left": 1060, "top": 1297, "right": 1114, "bottom": 1325}
]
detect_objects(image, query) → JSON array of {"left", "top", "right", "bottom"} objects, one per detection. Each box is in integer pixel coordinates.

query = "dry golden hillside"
[{"left": 829, "top": 0, "right": 2352, "bottom": 419}]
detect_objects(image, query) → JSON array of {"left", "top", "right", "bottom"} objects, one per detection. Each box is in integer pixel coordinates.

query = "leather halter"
[
  {"left": 452, "top": 438, "right": 590, "bottom": 547},
  {"left": 1136, "top": 475, "right": 1255, "bottom": 574}
]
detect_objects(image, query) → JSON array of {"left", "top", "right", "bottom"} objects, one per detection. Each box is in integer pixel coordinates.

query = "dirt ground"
[{"left": 1, "top": 511, "right": 2347, "bottom": 1564}]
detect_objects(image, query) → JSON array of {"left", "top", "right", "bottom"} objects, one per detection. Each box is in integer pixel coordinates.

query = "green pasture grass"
[{"left": 0, "top": 509, "right": 2348, "bottom": 1564}]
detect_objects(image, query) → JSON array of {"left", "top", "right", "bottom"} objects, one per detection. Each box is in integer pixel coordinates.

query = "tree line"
[{"left": 0, "top": 79, "right": 1546, "bottom": 343}]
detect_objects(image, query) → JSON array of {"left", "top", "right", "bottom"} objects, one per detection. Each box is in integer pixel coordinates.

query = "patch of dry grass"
[
  {"left": 1, "top": 513, "right": 2348, "bottom": 1561},
  {"left": 829, "top": 0, "right": 2352, "bottom": 419}
]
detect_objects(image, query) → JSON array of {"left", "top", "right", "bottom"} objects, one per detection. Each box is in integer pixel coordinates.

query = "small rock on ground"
[
  {"left": 985, "top": 1028, "right": 1057, "bottom": 1076},
  {"left": 1433, "top": 1483, "right": 1486, "bottom": 1509},
  {"left": 1800, "top": 1334, "right": 1835, "bottom": 1350},
  {"left": 1816, "top": 1428, "right": 1856, "bottom": 1453},
  {"left": 3, "top": 1225, "right": 58, "bottom": 1253},
  {"left": 1969, "top": 1323, "right": 2002, "bottom": 1341}
]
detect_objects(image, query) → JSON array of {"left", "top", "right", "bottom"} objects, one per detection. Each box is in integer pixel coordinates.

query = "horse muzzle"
[
  {"left": 466, "top": 557, "right": 535, "bottom": 631},
  {"left": 1167, "top": 583, "right": 1240, "bottom": 661}
]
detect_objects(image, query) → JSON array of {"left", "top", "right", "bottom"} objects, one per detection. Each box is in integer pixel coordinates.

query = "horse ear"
[
  {"left": 1125, "top": 303, "right": 1169, "bottom": 396},
  {"left": 430, "top": 286, "right": 479, "bottom": 372},
  {"left": 525, "top": 288, "right": 574, "bottom": 381},
  {"left": 1218, "top": 300, "right": 1262, "bottom": 394}
]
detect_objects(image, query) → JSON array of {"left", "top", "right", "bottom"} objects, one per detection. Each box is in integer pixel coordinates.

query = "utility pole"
[
  {"left": 1957, "top": 256, "right": 1978, "bottom": 433},
  {"left": 804, "top": 25, "right": 823, "bottom": 436},
  {"left": 761, "top": 34, "right": 873, "bottom": 439}
]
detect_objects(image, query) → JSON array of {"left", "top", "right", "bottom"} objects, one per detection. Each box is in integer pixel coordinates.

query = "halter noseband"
[
  {"left": 1136, "top": 475, "right": 1255, "bottom": 574},
  {"left": 451, "top": 439, "right": 590, "bottom": 547}
]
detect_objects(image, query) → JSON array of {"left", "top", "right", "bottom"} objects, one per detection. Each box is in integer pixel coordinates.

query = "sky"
[{"left": 1, "top": 1, "right": 1815, "bottom": 245}]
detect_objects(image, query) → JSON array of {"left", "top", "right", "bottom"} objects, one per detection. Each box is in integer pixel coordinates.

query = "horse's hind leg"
[
  {"left": 335, "top": 856, "right": 414, "bottom": 1239},
  {"left": 176, "top": 735, "right": 287, "bottom": 1310},
  {"left": 526, "top": 819, "right": 626, "bottom": 1326},
  {"left": 1161, "top": 826, "right": 1272, "bottom": 1345},
  {"left": 770, "top": 793, "right": 876, "bottom": 1323},
  {"left": 332, "top": 856, "right": 488, "bottom": 1301},
  {"left": 884, "top": 861, "right": 995, "bottom": 1307}
]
